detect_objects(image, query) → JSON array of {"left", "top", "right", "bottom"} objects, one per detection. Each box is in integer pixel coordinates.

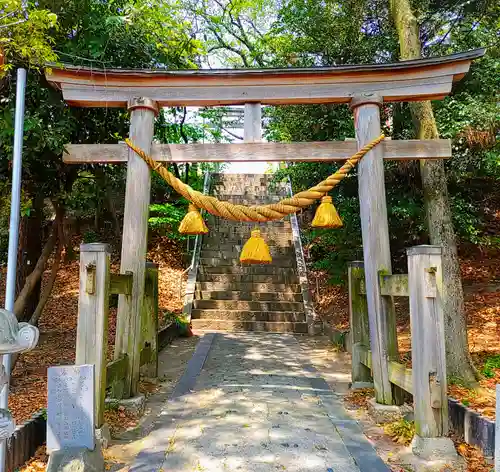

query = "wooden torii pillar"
[{"left": 45, "top": 49, "right": 484, "bottom": 402}]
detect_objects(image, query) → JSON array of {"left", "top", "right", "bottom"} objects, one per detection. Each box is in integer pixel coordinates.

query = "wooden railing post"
[
  {"left": 76, "top": 243, "right": 110, "bottom": 429},
  {"left": 141, "top": 262, "right": 159, "bottom": 378},
  {"left": 408, "top": 245, "right": 457, "bottom": 459},
  {"left": 348, "top": 261, "right": 372, "bottom": 388}
]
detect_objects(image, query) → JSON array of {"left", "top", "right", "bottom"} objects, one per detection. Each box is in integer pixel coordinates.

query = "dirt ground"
[
  {"left": 312, "top": 246, "right": 500, "bottom": 421},
  {"left": 18, "top": 334, "right": 199, "bottom": 472},
  {"left": 2, "top": 232, "right": 499, "bottom": 472},
  {"left": 3, "top": 235, "right": 187, "bottom": 424}
]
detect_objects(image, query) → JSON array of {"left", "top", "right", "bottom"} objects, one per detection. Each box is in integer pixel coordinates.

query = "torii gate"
[{"left": 45, "top": 48, "right": 484, "bottom": 404}]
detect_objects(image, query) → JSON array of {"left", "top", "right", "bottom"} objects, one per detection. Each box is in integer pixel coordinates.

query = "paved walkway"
[{"left": 130, "top": 333, "right": 389, "bottom": 472}]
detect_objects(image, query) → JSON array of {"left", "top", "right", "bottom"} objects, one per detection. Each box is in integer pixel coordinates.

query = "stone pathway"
[{"left": 130, "top": 333, "right": 389, "bottom": 472}]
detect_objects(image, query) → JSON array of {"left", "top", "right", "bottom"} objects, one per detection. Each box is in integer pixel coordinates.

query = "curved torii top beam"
[{"left": 45, "top": 49, "right": 484, "bottom": 108}]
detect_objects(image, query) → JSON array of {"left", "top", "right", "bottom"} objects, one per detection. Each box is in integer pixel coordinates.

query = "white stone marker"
[{"left": 47, "top": 365, "right": 95, "bottom": 452}]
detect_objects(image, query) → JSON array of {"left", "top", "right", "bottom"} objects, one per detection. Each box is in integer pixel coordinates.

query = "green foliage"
[
  {"left": 104, "top": 400, "right": 120, "bottom": 412},
  {"left": 0, "top": 182, "right": 34, "bottom": 261},
  {"left": 260, "top": 1, "right": 500, "bottom": 281},
  {"left": 148, "top": 203, "right": 187, "bottom": 240},
  {"left": 83, "top": 230, "right": 100, "bottom": 244},
  {"left": 162, "top": 310, "right": 177, "bottom": 325},
  {"left": 182, "top": 0, "right": 275, "bottom": 67},
  {"left": 174, "top": 313, "right": 191, "bottom": 336},
  {"left": 0, "top": 0, "right": 206, "bottom": 260},
  {"left": 0, "top": 0, "right": 58, "bottom": 73},
  {"left": 482, "top": 355, "right": 500, "bottom": 379}
]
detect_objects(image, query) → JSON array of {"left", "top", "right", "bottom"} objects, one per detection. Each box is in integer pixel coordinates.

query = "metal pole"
[{"left": 0, "top": 68, "right": 27, "bottom": 471}]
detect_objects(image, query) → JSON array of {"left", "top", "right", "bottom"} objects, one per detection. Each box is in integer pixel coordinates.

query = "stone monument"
[
  {"left": 46, "top": 364, "right": 105, "bottom": 472},
  {"left": 47, "top": 365, "right": 95, "bottom": 452}
]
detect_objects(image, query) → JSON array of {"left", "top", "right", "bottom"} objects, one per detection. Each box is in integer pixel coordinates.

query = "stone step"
[
  {"left": 191, "top": 319, "right": 308, "bottom": 333},
  {"left": 203, "top": 235, "right": 293, "bottom": 243},
  {"left": 197, "top": 274, "right": 300, "bottom": 284},
  {"left": 201, "top": 248, "right": 295, "bottom": 258},
  {"left": 193, "top": 299, "right": 304, "bottom": 312},
  {"left": 196, "top": 290, "right": 303, "bottom": 302},
  {"left": 198, "top": 266, "right": 297, "bottom": 275},
  {"left": 210, "top": 227, "right": 292, "bottom": 233},
  {"left": 213, "top": 221, "right": 292, "bottom": 227},
  {"left": 202, "top": 242, "right": 294, "bottom": 250},
  {"left": 213, "top": 189, "right": 287, "bottom": 193},
  {"left": 212, "top": 174, "right": 270, "bottom": 180},
  {"left": 213, "top": 196, "right": 286, "bottom": 201},
  {"left": 212, "top": 185, "right": 283, "bottom": 190},
  {"left": 195, "top": 282, "right": 301, "bottom": 292},
  {"left": 213, "top": 193, "right": 283, "bottom": 198},
  {"left": 200, "top": 257, "right": 295, "bottom": 268},
  {"left": 202, "top": 243, "right": 294, "bottom": 251},
  {"left": 212, "top": 178, "right": 270, "bottom": 182},
  {"left": 191, "top": 309, "right": 306, "bottom": 322},
  {"left": 208, "top": 230, "right": 292, "bottom": 236},
  {"left": 205, "top": 225, "right": 292, "bottom": 231}
]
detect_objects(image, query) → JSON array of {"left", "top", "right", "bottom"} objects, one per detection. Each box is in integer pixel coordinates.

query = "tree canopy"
[{"left": 0, "top": 0, "right": 498, "bottom": 328}]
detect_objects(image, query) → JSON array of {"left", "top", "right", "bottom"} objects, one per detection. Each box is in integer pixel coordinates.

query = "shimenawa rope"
[{"left": 124, "top": 134, "right": 385, "bottom": 222}]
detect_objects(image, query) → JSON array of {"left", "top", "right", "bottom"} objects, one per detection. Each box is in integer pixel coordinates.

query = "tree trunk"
[
  {"left": 94, "top": 167, "right": 122, "bottom": 240},
  {"left": 15, "top": 191, "right": 44, "bottom": 320},
  {"left": 389, "top": 0, "right": 478, "bottom": 385},
  {"left": 29, "top": 240, "right": 62, "bottom": 327},
  {"left": 13, "top": 206, "right": 63, "bottom": 319}
]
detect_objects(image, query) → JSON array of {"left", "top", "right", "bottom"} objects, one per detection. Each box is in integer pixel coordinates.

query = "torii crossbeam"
[{"left": 45, "top": 48, "right": 484, "bottom": 404}]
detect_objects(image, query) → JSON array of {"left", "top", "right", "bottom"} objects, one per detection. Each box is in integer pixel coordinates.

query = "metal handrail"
[{"left": 180, "top": 171, "right": 212, "bottom": 317}]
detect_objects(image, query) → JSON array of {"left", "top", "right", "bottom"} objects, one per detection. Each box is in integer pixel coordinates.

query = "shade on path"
[{"left": 130, "top": 333, "right": 389, "bottom": 472}]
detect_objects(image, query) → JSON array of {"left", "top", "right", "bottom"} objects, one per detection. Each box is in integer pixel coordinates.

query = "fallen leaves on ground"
[
  {"left": 460, "top": 246, "right": 500, "bottom": 284},
  {"left": 8, "top": 260, "right": 80, "bottom": 422},
  {"left": 448, "top": 382, "right": 498, "bottom": 419},
  {"left": 308, "top": 269, "right": 349, "bottom": 330},
  {"left": 147, "top": 235, "right": 187, "bottom": 325},
  {"left": 454, "top": 438, "right": 493, "bottom": 472},
  {"left": 315, "top": 243, "right": 500, "bottom": 420},
  {"left": 104, "top": 407, "right": 140, "bottom": 436},
  {"left": 0, "top": 233, "right": 187, "bottom": 424},
  {"left": 17, "top": 446, "right": 47, "bottom": 472},
  {"left": 343, "top": 388, "right": 374, "bottom": 409}
]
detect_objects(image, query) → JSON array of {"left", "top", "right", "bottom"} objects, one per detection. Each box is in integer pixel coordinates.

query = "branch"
[
  {"left": 222, "top": 127, "right": 244, "bottom": 140},
  {"left": 245, "top": 17, "right": 265, "bottom": 39},
  {"left": 179, "top": 107, "right": 189, "bottom": 144},
  {"left": 209, "top": 27, "right": 250, "bottom": 67},
  {"left": 13, "top": 207, "right": 63, "bottom": 318},
  {"left": 0, "top": 12, "right": 16, "bottom": 22},
  {"left": 0, "top": 18, "right": 27, "bottom": 29},
  {"left": 170, "top": 163, "right": 181, "bottom": 180},
  {"left": 435, "top": 13, "right": 462, "bottom": 47},
  {"left": 28, "top": 240, "right": 62, "bottom": 327}
]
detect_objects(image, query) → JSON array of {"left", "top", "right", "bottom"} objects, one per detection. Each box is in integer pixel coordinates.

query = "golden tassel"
[
  {"left": 311, "top": 196, "right": 343, "bottom": 228},
  {"left": 240, "top": 228, "right": 272, "bottom": 265},
  {"left": 178, "top": 204, "right": 209, "bottom": 235}
]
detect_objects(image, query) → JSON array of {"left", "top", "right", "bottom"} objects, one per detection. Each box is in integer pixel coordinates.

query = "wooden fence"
[
  {"left": 76, "top": 244, "right": 160, "bottom": 429},
  {"left": 350, "top": 245, "right": 449, "bottom": 441}
]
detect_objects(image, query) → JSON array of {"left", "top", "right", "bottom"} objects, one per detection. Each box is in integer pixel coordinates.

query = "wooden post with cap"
[
  {"left": 115, "top": 97, "right": 159, "bottom": 397},
  {"left": 351, "top": 93, "right": 400, "bottom": 405}
]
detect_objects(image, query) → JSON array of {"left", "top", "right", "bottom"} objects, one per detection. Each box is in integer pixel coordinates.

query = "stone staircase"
[{"left": 190, "top": 174, "right": 308, "bottom": 333}]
